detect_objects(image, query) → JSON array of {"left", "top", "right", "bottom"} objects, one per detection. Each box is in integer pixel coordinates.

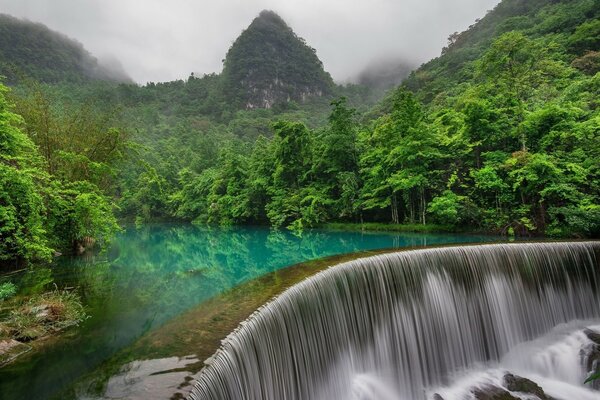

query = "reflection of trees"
[
  {"left": 14, "top": 225, "right": 497, "bottom": 333},
  {"left": 3, "top": 225, "right": 500, "bottom": 400}
]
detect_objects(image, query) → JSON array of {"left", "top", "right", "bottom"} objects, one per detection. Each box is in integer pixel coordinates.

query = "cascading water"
[{"left": 188, "top": 242, "right": 600, "bottom": 400}]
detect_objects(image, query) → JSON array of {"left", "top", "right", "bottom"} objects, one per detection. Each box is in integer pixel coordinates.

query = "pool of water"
[{"left": 0, "top": 224, "right": 504, "bottom": 399}]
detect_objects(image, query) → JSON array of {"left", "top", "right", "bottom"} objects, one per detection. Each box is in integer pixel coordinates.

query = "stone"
[
  {"left": 584, "top": 328, "right": 600, "bottom": 345},
  {"left": 581, "top": 341, "right": 600, "bottom": 390},
  {"left": 503, "top": 373, "right": 549, "bottom": 399},
  {"left": 472, "top": 385, "right": 519, "bottom": 400},
  {"left": 0, "top": 339, "right": 31, "bottom": 366}
]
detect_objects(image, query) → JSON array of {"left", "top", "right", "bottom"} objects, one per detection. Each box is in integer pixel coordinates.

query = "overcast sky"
[{"left": 0, "top": 0, "right": 501, "bottom": 84}]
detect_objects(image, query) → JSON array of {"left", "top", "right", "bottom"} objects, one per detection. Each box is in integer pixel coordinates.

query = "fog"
[{"left": 0, "top": 0, "right": 501, "bottom": 84}]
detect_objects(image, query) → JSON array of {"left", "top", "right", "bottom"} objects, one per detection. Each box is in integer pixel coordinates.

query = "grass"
[
  {"left": 321, "top": 222, "right": 460, "bottom": 234},
  {"left": 0, "top": 288, "right": 87, "bottom": 342}
]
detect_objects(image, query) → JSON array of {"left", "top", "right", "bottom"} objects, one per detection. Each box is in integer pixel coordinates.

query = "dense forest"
[
  {"left": 1, "top": 0, "right": 599, "bottom": 268},
  {"left": 0, "top": 14, "right": 131, "bottom": 84}
]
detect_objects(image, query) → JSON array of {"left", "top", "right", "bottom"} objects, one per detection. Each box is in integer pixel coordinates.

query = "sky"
[{"left": 0, "top": 0, "right": 502, "bottom": 84}]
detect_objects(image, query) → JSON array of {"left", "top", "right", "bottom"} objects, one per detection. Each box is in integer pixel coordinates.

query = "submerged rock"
[{"left": 503, "top": 373, "right": 549, "bottom": 399}]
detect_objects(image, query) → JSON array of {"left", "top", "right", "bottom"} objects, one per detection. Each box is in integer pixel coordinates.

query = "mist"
[{"left": 0, "top": 0, "right": 501, "bottom": 84}]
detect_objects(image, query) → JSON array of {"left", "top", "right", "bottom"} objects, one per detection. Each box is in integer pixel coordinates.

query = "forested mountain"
[
  {"left": 1, "top": 0, "right": 599, "bottom": 268},
  {"left": 222, "top": 10, "right": 335, "bottom": 109},
  {"left": 0, "top": 14, "right": 131, "bottom": 84},
  {"left": 404, "top": 0, "right": 600, "bottom": 104},
  {"left": 163, "top": 0, "right": 599, "bottom": 236}
]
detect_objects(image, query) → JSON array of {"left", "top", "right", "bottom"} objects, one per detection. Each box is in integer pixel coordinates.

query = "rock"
[
  {"left": 31, "top": 304, "right": 50, "bottom": 320},
  {"left": 581, "top": 341, "right": 600, "bottom": 390},
  {"left": 432, "top": 394, "right": 444, "bottom": 400},
  {"left": 0, "top": 339, "right": 31, "bottom": 366},
  {"left": 503, "top": 373, "right": 549, "bottom": 399},
  {"left": 581, "top": 329, "right": 600, "bottom": 390},
  {"left": 585, "top": 328, "right": 600, "bottom": 345},
  {"left": 472, "top": 385, "right": 519, "bottom": 400}
]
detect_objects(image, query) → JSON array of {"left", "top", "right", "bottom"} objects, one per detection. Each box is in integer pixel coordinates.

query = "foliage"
[
  {"left": 0, "top": 82, "right": 122, "bottom": 267},
  {"left": 585, "top": 371, "right": 600, "bottom": 384},
  {"left": 0, "top": 282, "right": 17, "bottom": 301}
]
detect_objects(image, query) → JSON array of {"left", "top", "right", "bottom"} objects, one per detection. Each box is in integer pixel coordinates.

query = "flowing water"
[
  {"left": 0, "top": 224, "right": 499, "bottom": 400},
  {"left": 189, "top": 242, "right": 600, "bottom": 400}
]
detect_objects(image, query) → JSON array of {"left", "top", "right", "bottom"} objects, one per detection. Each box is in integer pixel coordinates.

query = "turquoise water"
[{"left": 0, "top": 224, "right": 504, "bottom": 399}]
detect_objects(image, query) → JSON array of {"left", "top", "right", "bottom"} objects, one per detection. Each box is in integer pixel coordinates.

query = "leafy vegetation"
[
  {"left": 0, "top": 282, "right": 16, "bottom": 301},
  {"left": 0, "top": 83, "right": 122, "bottom": 268}
]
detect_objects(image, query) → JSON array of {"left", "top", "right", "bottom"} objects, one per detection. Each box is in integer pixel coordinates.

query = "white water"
[{"left": 189, "top": 242, "right": 600, "bottom": 400}]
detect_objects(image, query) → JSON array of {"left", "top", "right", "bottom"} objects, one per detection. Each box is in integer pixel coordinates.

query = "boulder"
[
  {"left": 584, "top": 328, "right": 600, "bottom": 345},
  {"left": 503, "top": 373, "right": 549, "bottom": 399},
  {"left": 0, "top": 339, "right": 31, "bottom": 366},
  {"left": 472, "top": 385, "right": 519, "bottom": 400}
]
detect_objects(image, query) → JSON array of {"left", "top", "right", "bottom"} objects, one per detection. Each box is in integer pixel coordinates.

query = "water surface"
[{"left": 0, "top": 224, "right": 503, "bottom": 399}]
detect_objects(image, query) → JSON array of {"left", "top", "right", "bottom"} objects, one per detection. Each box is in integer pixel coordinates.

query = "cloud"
[{"left": 0, "top": 0, "right": 501, "bottom": 84}]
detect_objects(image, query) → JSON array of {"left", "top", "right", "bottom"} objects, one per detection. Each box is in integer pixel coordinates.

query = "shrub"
[{"left": 0, "top": 282, "right": 17, "bottom": 301}]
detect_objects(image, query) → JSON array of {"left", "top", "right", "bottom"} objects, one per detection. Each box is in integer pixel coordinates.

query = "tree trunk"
[
  {"left": 391, "top": 193, "right": 399, "bottom": 224},
  {"left": 421, "top": 188, "right": 426, "bottom": 225}
]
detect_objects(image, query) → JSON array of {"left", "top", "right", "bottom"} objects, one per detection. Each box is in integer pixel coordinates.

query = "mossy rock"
[
  {"left": 472, "top": 385, "right": 519, "bottom": 400},
  {"left": 503, "top": 373, "right": 549, "bottom": 399}
]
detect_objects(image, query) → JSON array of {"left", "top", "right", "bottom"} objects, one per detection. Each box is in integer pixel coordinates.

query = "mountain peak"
[
  {"left": 255, "top": 10, "right": 288, "bottom": 25},
  {"left": 221, "top": 10, "right": 333, "bottom": 109}
]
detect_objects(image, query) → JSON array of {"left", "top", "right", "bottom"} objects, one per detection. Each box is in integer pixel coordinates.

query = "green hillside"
[
  {"left": 404, "top": 0, "right": 600, "bottom": 104},
  {"left": 0, "top": 14, "right": 131, "bottom": 84}
]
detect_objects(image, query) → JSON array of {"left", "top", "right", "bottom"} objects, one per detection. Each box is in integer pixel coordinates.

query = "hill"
[
  {"left": 0, "top": 14, "right": 131, "bottom": 84},
  {"left": 403, "top": 0, "right": 600, "bottom": 104},
  {"left": 221, "top": 10, "right": 335, "bottom": 109}
]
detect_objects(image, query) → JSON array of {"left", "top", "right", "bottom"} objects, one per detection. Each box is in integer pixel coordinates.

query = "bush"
[
  {"left": 427, "top": 190, "right": 478, "bottom": 227},
  {"left": 0, "top": 282, "right": 17, "bottom": 301}
]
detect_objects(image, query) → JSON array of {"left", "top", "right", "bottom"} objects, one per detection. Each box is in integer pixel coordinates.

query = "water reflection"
[{"left": 0, "top": 224, "right": 501, "bottom": 400}]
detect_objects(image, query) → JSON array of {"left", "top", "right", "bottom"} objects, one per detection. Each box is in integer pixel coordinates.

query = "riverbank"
[
  {"left": 322, "top": 222, "right": 468, "bottom": 234},
  {"left": 0, "top": 288, "right": 87, "bottom": 366}
]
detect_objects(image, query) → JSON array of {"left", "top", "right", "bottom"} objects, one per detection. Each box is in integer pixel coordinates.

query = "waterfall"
[{"left": 188, "top": 242, "right": 600, "bottom": 400}]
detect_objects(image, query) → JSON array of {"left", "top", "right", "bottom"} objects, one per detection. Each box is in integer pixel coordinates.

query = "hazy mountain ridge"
[{"left": 0, "top": 14, "right": 131, "bottom": 84}]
